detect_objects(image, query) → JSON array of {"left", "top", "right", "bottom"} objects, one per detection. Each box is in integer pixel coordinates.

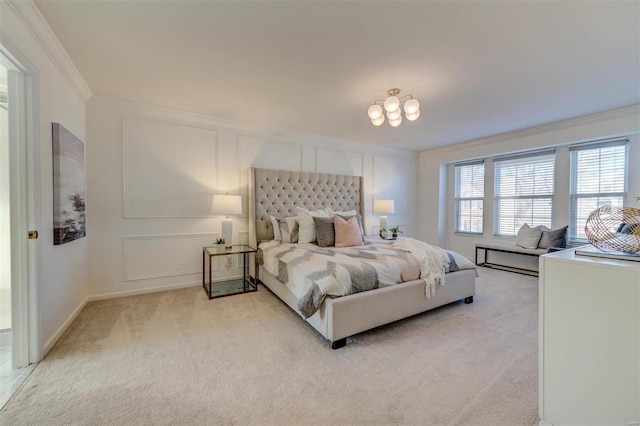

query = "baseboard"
[
  {"left": 0, "top": 330, "right": 11, "bottom": 347},
  {"left": 42, "top": 296, "right": 88, "bottom": 357},
  {"left": 88, "top": 280, "right": 203, "bottom": 302}
]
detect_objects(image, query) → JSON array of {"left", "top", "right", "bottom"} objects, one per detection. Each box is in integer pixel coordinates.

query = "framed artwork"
[{"left": 52, "top": 123, "right": 86, "bottom": 245}]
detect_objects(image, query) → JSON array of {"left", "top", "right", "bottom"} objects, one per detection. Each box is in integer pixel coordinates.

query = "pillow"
[
  {"left": 538, "top": 225, "right": 568, "bottom": 249},
  {"left": 326, "top": 208, "right": 357, "bottom": 217},
  {"left": 334, "top": 215, "right": 364, "bottom": 248},
  {"left": 515, "top": 223, "right": 543, "bottom": 249},
  {"left": 270, "top": 215, "right": 282, "bottom": 241},
  {"left": 279, "top": 216, "right": 299, "bottom": 243},
  {"left": 336, "top": 213, "right": 365, "bottom": 239},
  {"left": 296, "top": 207, "right": 329, "bottom": 243},
  {"left": 327, "top": 208, "right": 365, "bottom": 237},
  {"left": 313, "top": 216, "right": 335, "bottom": 247}
]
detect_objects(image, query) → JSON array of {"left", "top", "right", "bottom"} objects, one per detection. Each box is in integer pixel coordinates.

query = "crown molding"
[
  {"left": 7, "top": 0, "right": 92, "bottom": 102},
  {"left": 420, "top": 103, "right": 640, "bottom": 158},
  {"left": 91, "top": 95, "right": 419, "bottom": 160}
]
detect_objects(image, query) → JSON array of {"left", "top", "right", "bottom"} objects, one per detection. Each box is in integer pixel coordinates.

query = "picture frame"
[{"left": 52, "top": 123, "right": 86, "bottom": 245}]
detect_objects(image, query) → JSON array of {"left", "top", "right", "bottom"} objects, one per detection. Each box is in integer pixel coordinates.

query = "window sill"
[{"left": 453, "top": 232, "right": 483, "bottom": 237}]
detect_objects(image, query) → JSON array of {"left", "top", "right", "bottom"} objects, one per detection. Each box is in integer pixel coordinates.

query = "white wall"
[
  {"left": 418, "top": 105, "right": 640, "bottom": 261},
  {"left": 86, "top": 96, "right": 418, "bottom": 299},
  {"left": 1, "top": 0, "right": 89, "bottom": 354},
  {"left": 0, "top": 64, "right": 10, "bottom": 332}
]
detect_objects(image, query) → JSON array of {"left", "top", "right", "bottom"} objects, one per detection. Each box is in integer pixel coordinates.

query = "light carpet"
[{"left": 0, "top": 268, "right": 538, "bottom": 425}]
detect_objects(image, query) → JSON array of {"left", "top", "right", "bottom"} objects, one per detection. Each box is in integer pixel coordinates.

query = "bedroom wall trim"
[
  {"left": 6, "top": 0, "right": 92, "bottom": 102},
  {"left": 42, "top": 296, "right": 88, "bottom": 357},
  {"left": 87, "top": 96, "right": 418, "bottom": 299},
  {"left": 420, "top": 104, "right": 639, "bottom": 161},
  {"left": 314, "top": 147, "right": 364, "bottom": 177},
  {"left": 122, "top": 116, "right": 220, "bottom": 219},
  {"left": 87, "top": 280, "right": 209, "bottom": 302},
  {"left": 123, "top": 233, "right": 221, "bottom": 281}
]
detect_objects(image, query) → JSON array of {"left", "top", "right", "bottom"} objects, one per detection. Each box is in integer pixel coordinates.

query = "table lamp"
[
  {"left": 211, "top": 194, "right": 242, "bottom": 248},
  {"left": 373, "top": 199, "right": 395, "bottom": 239}
]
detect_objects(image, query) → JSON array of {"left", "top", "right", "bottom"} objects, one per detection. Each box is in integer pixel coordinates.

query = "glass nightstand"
[{"left": 202, "top": 244, "right": 258, "bottom": 299}]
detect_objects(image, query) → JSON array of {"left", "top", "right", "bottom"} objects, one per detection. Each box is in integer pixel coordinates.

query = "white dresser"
[{"left": 539, "top": 248, "right": 640, "bottom": 426}]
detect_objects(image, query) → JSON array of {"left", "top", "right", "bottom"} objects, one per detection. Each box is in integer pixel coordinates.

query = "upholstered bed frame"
[{"left": 248, "top": 167, "right": 476, "bottom": 349}]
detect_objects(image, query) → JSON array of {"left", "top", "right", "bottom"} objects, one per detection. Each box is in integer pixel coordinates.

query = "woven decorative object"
[{"left": 585, "top": 206, "right": 640, "bottom": 253}]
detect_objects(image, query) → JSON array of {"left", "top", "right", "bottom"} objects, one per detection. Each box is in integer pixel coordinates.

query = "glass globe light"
[
  {"left": 406, "top": 110, "right": 421, "bottom": 121},
  {"left": 386, "top": 109, "right": 401, "bottom": 120},
  {"left": 368, "top": 104, "right": 383, "bottom": 120},
  {"left": 389, "top": 116, "right": 402, "bottom": 127},
  {"left": 371, "top": 115, "right": 385, "bottom": 126},
  {"left": 404, "top": 98, "right": 420, "bottom": 114},
  {"left": 384, "top": 96, "right": 400, "bottom": 112}
]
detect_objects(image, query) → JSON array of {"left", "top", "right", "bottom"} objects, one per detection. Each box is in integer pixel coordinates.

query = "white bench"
[{"left": 475, "top": 241, "right": 550, "bottom": 276}]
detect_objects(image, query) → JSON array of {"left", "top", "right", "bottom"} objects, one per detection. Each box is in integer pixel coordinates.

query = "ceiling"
[{"left": 35, "top": 1, "right": 640, "bottom": 151}]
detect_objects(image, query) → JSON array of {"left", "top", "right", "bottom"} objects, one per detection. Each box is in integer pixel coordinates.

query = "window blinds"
[
  {"left": 454, "top": 161, "right": 484, "bottom": 233},
  {"left": 494, "top": 151, "right": 555, "bottom": 236},
  {"left": 569, "top": 139, "right": 628, "bottom": 240}
]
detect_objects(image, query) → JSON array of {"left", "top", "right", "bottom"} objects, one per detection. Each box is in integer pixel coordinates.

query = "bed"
[{"left": 248, "top": 167, "right": 476, "bottom": 349}]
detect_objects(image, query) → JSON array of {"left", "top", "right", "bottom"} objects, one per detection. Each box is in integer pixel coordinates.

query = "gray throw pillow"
[
  {"left": 313, "top": 216, "right": 335, "bottom": 247},
  {"left": 538, "top": 225, "right": 568, "bottom": 249},
  {"left": 279, "top": 218, "right": 299, "bottom": 243},
  {"left": 515, "top": 223, "right": 543, "bottom": 249}
]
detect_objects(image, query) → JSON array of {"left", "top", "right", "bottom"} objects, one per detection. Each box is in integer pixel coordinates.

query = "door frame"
[{"left": 1, "top": 32, "right": 42, "bottom": 367}]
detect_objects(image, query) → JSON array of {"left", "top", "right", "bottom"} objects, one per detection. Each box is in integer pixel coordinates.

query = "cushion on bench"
[{"left": 476, "top": 241, "right": 547, "bottom": 256}]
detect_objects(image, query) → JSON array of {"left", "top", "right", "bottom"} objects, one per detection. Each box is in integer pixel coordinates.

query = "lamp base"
[
  {"left": 380, "top": 216, "right": 387, "bottom": 238},
  {"left": 221, "top": 218, "right": 233, "bottom": 247}
]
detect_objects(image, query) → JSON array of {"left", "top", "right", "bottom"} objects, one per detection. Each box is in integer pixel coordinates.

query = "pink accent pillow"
[{"left": 334, "top": 215, "right": 364, "bottom": 248}]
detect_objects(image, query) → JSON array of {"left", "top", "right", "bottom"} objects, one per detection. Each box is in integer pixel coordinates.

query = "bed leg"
[
  {"left": 331, "top": 338, "right": 347, "bottom": 350},
  {"left": 464, "top": 296, "right": 474, "bottom": 304}
]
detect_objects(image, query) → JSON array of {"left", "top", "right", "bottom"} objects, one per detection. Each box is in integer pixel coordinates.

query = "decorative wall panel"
[
  {"left": 373, "top": 155, "right": 409, "bottom": 215},
  {"left": 124, "top": 233, "right": 219, "bottom": 281},
  {"left": 123, "top": 117, "right": 219, "bottom": 218},
  {"left": 315, "top": 147, "right": 364, "bottom": 176}
]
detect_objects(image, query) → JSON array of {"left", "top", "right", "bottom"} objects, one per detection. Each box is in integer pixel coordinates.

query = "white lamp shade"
[
  {"left": 406, "top": 110, "right": 421, "bottom": 121},
  {"left": 404, "top": 98, "right": 420, "bottom": 114},
  {"left": 373, "top": 199, "right": 395, "bottom": 214},
  {"left": 368, "top": 104, "right": 383, "bottom": 119},
  {"left": 389, "top": 115, "right": 403, "bottom": 127},
  {"left": 371, "top": 115, "right": 385, "bottom": 126},
  {"left": 386, "top": 109, "right": 401, "bottom": 120},
  {"left": 384, "top": 96, "right": 400, "bottom": 112},
  {"left": 211, "top": 194, "right": 242, "bottom": 215}
]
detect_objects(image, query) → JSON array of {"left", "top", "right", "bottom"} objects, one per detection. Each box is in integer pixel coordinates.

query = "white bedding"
[{"left": 258, "top": 238, "right": 476, "bottom": 318}]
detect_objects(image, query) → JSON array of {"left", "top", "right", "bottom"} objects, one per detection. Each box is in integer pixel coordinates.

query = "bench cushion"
[{"left": 476, "top": 241, "right": 547, "bottom": 256}]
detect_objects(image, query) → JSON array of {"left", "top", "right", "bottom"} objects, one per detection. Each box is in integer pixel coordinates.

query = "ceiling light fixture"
[{"left": 368, "top": 88, "right": 420, "bottom": 127}]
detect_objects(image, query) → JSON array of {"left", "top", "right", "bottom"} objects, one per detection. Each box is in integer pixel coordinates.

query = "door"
[{"left": 0, "top": 41, "right": 40, "bottom": 373}]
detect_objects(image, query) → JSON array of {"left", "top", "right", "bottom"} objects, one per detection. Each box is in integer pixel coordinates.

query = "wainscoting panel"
[
  {"left": 124, "top": 233, "right": 220, "bottom": 281},
  {"left": 123, "top": 117, "right": 219, "bottom": 218},
  {"left": 373, "top": 155, "right": 410, "bottom": 215},
  {"left": 315, "top": 147, "right": 364, "bottom": 176}
]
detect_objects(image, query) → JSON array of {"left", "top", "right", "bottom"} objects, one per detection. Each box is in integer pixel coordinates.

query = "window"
[
  {"left": 569, "top": 139, "right": 628, "bottom": 241},
  {"left": 454, "top": 161, "right": 484, "bottom": 234},
  {"left": 494, "top": 151, "right": 555, "bottom": 236}
]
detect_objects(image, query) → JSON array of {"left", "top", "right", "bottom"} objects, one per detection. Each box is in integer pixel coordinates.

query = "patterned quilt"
[{"left": 258, "top": 237, "right": 476, "bottom": 318}]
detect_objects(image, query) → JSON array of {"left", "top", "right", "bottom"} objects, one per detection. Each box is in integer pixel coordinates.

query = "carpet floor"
[{"left": 0, "top": 268, "right": 539, "bottom": 425}]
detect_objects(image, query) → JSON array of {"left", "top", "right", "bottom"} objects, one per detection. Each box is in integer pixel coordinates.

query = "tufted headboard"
[{"left": 248, "top": 168, "right": 364, "bottom": 246}]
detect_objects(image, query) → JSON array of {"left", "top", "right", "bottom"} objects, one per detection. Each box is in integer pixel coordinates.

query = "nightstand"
[
  {"left": 202, "top": 244, "right": 258, "bottom": 299},
  {"left": 364, "top": 235, "right": 395, "bottom": 245}
]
